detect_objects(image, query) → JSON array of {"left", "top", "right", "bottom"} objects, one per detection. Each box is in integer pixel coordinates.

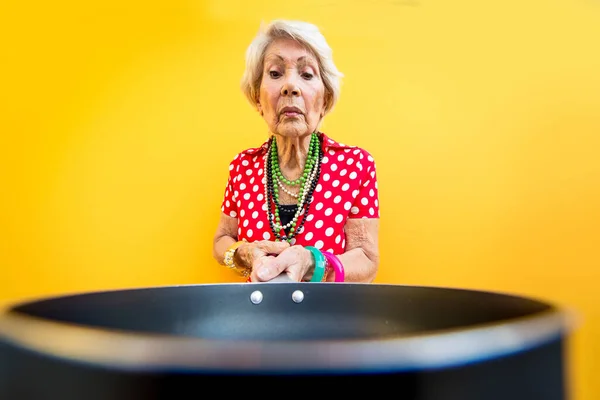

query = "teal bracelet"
[{"left": 306, "top": 246, "right": 326, "bottom": 282}]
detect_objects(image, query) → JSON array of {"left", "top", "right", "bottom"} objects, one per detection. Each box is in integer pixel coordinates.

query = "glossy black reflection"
[{"left": 9, "top": 284, "right": 552, "bottom": 340}]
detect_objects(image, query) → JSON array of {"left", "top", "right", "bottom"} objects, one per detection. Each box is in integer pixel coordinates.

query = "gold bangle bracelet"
[{"left": 223, "top": 240, "right": 251, "bottom": 277}]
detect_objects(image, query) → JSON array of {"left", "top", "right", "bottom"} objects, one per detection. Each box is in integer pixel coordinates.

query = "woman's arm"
[
  {"left": 334, "top": 218, "right": 380, "bottom": 282},
  {"left": 212, "top": 213, "right": 238, "bottom": 265}
]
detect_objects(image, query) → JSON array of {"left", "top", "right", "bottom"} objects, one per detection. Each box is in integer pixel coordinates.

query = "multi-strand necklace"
[{"left": 264, "top": 132, "right": 323, "bottom": 243}]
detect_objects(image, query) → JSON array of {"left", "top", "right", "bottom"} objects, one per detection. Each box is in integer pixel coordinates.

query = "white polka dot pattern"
[{"left": 220, "top": 133, "right": 380, "bottom": 254}]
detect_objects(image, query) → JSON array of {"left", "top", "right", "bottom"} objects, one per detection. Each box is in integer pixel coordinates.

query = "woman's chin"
[{"left": 276, "top": 123, "right": 312, "bottom": 138}]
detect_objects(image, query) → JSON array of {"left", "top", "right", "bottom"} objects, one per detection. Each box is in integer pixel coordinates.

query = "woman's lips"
[{"left": 280, "top": 107, "right": 303, "bottom": 118}]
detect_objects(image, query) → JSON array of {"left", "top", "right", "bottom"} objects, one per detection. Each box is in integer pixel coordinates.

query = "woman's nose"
[{"left": 280, "top": 77, "right": 301, "bottom": 96}]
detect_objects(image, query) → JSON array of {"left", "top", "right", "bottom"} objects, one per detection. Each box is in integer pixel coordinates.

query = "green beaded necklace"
[{"left": 266, "top": 132, "right": 322, "bottom": 242}]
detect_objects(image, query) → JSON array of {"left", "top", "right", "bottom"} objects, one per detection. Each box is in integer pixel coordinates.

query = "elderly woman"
[{"left": 213, "top": 20, "right": 380, "bottom": 283}]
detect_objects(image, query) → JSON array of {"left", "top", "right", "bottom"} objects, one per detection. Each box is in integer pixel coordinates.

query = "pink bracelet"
[{"left": 322, "top": 251, "right": 345, "bottom": 282}]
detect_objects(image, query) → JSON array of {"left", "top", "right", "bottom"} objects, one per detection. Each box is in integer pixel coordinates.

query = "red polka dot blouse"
[{"left": 220, "top": 132, "right": 380, "bottom": 255}]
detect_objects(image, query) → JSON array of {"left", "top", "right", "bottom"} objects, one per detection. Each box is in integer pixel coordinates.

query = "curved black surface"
[
  {"left": 0, "top": 283, "right": 569, "bottom": 400},
  {"left": 7, "top": 283, "right": 553, "bottom": 340}
]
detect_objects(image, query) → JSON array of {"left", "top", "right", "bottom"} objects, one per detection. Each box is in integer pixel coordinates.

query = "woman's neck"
[{"left": 274, "top": 133, "right": 314, "bottom": 179}]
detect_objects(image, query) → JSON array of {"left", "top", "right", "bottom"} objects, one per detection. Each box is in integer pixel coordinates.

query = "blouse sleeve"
[
  {"left": 220, "top": 155, "right": 239, "bottom": 218},
  {"left": 349, "top": 150, "right": 380, "bottom": 219}
]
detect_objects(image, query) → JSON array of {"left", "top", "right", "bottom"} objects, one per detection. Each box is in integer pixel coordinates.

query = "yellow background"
[{"left": 1, "top": 0, "right": 598, "bottom": 398}]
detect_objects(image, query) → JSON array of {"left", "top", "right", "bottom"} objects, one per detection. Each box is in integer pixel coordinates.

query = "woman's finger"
[
  {"left": 255, "top": 246, "right": 312, "bottom": 282},
  {"left": 257, "top": 240, "right": 290, "bottom": 255},
  {"left": 251, "top": 255, "right": 277, "bottom": 282},
  {"left": 253, "top": 251, "right": 290, "bottom": 281}
]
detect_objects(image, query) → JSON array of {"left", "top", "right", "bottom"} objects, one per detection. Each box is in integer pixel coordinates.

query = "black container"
[{"left": 0, "top": 280, "right": 574, "bottom": 400}]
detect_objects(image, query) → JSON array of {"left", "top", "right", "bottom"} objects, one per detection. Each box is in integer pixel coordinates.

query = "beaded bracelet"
[
  {"left": 321, "top": 264, "right": 331, "bottom": 282},
  {"left": 305, "top": 246, "right": 327, "bottom": 282},
  {"left": 322, "top": 251, "right": 345, "bottom": 283}
]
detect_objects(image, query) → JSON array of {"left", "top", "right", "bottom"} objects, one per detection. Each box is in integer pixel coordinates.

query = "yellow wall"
[{"left": 1, "top": 0, "right": 598, "bottom": 398}]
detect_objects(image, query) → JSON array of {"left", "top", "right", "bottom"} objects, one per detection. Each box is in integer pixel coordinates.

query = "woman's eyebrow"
[{"left": 297, "top": 57, "right": 318, "bottom": 70}]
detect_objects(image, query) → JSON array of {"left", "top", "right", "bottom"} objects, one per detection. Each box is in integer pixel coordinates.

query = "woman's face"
[{"left": 257, "top": 38, "right": 326, "bottom": 138}]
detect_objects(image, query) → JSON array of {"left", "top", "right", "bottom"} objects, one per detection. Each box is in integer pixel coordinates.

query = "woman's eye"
[
  {"left": 302, "top": 73, "right": 314, "bottom": 80},
  {"left": 269, "top": 71, "right": 281, "bottom": 78}
]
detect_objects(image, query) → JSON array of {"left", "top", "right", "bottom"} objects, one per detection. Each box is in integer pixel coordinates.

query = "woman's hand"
[
  {"left": 252, "top": 245, "right": 315, "bottom": 282},
  {"left": 234, "top": 240, "right": 290, "bottom": 277}
]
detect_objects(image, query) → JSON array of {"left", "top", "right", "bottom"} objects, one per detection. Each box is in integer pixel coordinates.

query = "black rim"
[{"left": 0, "top": 283, "right": 575, "bottom": 374}]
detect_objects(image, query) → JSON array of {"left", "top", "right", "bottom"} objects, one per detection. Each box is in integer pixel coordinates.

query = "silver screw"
[
  {"left": 250, "top": 290, "right": 263, "bottom": 304},
  {"left": 291, "top": 290, "right": 304, "bottom": 303}
]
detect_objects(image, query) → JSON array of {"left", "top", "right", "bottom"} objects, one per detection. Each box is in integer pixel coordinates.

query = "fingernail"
[{"left": 257, "top": 266, "right": 272, "bottom": 280}]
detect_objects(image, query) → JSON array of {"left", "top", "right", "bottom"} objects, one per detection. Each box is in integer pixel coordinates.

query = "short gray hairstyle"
[{"left": 240, "top": 19, "right": 344, "bottom": 116}]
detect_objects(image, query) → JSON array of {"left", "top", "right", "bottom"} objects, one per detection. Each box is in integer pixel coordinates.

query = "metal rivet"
[
  {"left": 250, "top": 290, "right": 263, "bottom": 304},
  {"left": 292, "top": 290, "right": 304, "bottom": 303}
]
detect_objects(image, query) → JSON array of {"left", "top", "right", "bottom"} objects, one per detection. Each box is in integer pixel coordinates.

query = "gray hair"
[{"left": 240, "top": 20, "right": 344, "bottom": 116}]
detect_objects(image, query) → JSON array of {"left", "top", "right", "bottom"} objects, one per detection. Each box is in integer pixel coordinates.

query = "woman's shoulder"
[
  {"left": 320, "top": 133, "right": 377, "bottom": 168},
  {"left": 226, "top": 140, "right": 270, "bottom": 167}
]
